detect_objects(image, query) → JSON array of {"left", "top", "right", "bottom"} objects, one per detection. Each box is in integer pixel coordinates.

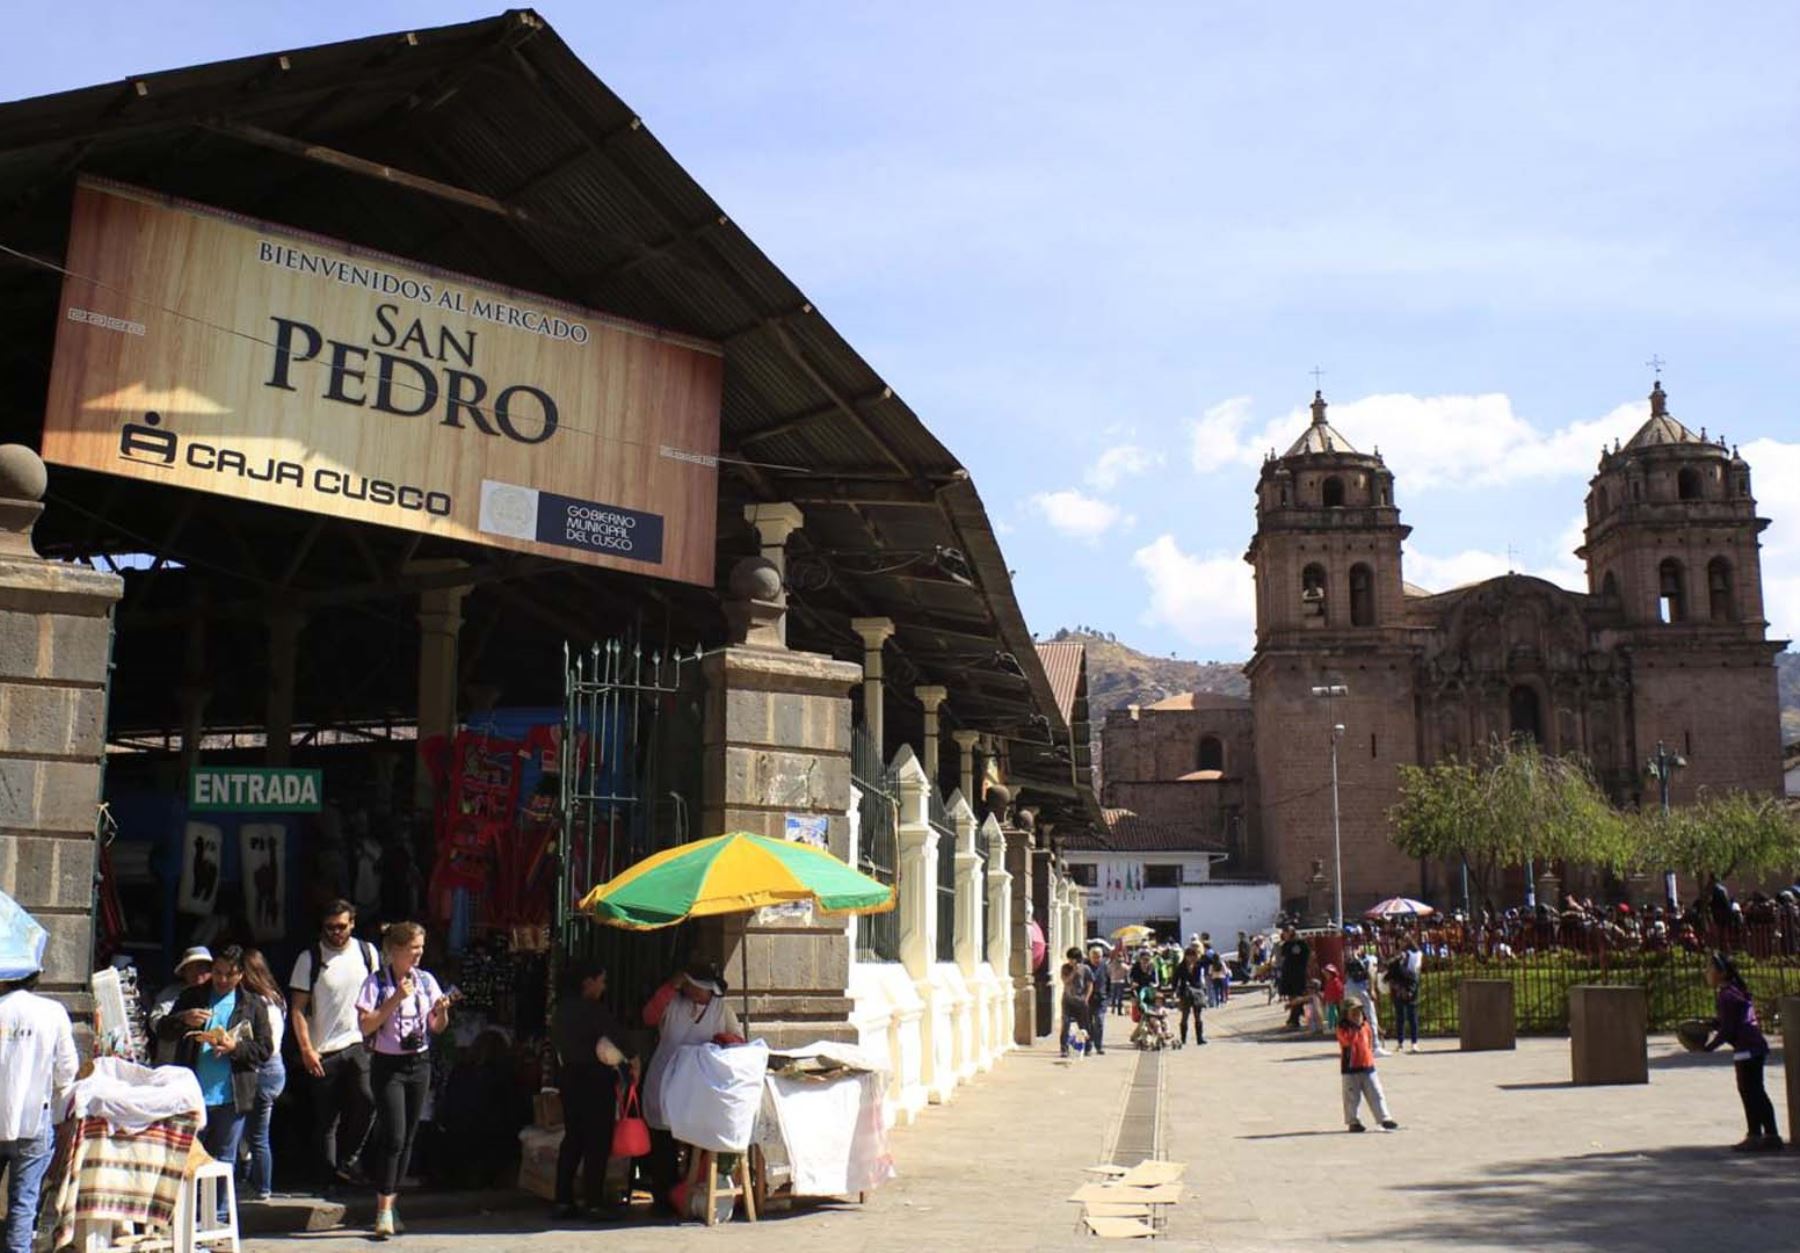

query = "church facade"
[{"left": 1101, "top": 381, "right": 1786, "bottom": 914}]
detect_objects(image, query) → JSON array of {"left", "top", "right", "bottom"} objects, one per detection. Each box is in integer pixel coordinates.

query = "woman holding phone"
[{"left": 355, "top": 922, "right": 452, "bottom": 1239}]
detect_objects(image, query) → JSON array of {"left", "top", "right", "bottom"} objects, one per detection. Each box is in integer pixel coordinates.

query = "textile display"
[
  {"left": 765, "top": 1071, "right": 894, "bottom": 1197},
  {"left": 50, "top": 1111, "right": 202, "bottom": 1245}
]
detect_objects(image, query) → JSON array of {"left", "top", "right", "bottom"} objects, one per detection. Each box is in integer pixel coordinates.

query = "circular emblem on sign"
[{"left": 486, "top": 485, "right": 534, "bottom": 537}]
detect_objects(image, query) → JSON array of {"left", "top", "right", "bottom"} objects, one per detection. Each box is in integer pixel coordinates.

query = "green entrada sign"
[{"left": 189, "top": 766, "right": 323, "bottom": 813}]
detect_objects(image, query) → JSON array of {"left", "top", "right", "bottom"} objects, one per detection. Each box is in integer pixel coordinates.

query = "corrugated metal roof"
[{"left": 0, "top": 8, "right": 1099, "bottom": 826}]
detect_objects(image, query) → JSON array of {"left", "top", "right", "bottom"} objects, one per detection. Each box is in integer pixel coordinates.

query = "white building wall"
[{"left": 1074, "top": 851, "right": 1279, "bottom": 945}]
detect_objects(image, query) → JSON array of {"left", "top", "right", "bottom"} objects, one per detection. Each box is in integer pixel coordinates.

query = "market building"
[{"left": 0, "top": 10, "right": 1096, "bottom": 1124}]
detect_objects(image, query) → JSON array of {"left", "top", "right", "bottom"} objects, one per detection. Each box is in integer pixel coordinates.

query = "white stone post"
[
  {"left": 949, "top": 790, "right": 982, "bottom": 1079},
  {"left": 983, "top": 816, "right": 1013, "bottom": 1058},
  {"left": 852, "top": 617, "right": 895, "bottom": 755},
  {"left": 891, "top": 745, "right": 941, "bottom": 1104},
  {"left": 952, "top": 729, "right": 980, "bottom": 809}
]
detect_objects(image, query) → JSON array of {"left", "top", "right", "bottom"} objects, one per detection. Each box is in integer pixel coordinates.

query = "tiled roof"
[
  {"left": 1141, "top": 691, "right": 1250, "bottom": 712},
  {"left": 1034, "top": 641, "right": 1085, "bottom": 725},
  {"left": 1281, "top": 391, "right": 1360, "bottom": 457},
  {"left": 1063, "top": 808, "right": 1228, "bottom": 853}
]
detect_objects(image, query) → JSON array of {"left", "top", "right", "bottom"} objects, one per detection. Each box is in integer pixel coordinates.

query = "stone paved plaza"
[{"left": 248, "top": 996, "right": 1793, "bottom": 1253}]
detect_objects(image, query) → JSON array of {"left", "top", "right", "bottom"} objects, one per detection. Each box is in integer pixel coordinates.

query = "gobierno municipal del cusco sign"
[{"left": 40, "top": 178, "right": 723, "bottom": 586}]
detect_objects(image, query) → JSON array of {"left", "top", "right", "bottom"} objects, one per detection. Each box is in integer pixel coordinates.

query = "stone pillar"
[
  {"left": 851, "top": 618, "right": 894, "bottom": 756},
  {"left": 950, "top": 792, "right": 982, "bottom": 975},
  {"left": 702, "top": 642, "right": 862, "bottom": 1048},
  {"left": 983, "top": 817, "right": 1014, "bottom": 1047},
  {"left": 409, "top": 559, "right": 469, "bottom": 809},
  {"left": 952, "top": 729, "right": 980, "bottom": 810},
  {"left": 1458, "top": 980, "right": 1517, "bottom": 1051},
  {"left": 743, "top": 503, "right": 803, "bottom": 646},
  {"left": 176, "top": 592, "right": 210, "bottom": 775},
  {"left": 0, "top": 446, "right": 123, "bottom": 1017},
  {"left": 915, "top": 685, "right": 947, "bottom": 790},
  {"left": 263, "top": 605, "right": 304, "bottom": 766},
  {"left": 1032, "top": 845, "right": 1055, "bottom": 1038}
]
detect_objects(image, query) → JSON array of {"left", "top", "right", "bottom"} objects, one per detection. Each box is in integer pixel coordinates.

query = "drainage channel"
[{"left": 1109, "top": 1047, "right": 1164, "bottom": 1165}]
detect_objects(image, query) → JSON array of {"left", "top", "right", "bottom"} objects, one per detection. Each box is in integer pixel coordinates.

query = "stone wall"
[{"left": 0, "top": 445, "right": 122, "bottom": 1014}]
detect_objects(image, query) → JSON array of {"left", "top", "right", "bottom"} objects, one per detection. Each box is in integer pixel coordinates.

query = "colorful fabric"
[{"left": 51, "top": 1111, "right": 201, "bottom": 1245}]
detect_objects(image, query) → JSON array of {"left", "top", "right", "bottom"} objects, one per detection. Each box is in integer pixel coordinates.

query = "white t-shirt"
[
  {"left": 0, "top": 989, "right": 78, "bottom": 1141},
  {"left": 290, "top": 940, "right": 377, "bottom": 1055}
]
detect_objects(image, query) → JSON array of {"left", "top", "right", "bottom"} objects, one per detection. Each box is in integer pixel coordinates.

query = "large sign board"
[{"left": 41, "top": 180, "right": 723, "bottom": 585}]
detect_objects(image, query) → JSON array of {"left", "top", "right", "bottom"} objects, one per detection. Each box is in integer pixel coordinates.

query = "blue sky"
[{"left": 7, "top": 3, "right": 1799, "bottom": 660}]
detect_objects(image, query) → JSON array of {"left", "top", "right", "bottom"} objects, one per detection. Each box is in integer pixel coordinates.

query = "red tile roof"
[
  {"left": 1034, "top": 641, "right": 1085, "bottom": 724},
  {"left": 1063, "top": 807, "right": 1227, "bottom": 853}
]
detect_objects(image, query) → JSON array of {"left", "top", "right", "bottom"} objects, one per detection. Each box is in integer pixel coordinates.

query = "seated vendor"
[{"left": 640, "top": 962, "right": 743, "bottom": 1210}]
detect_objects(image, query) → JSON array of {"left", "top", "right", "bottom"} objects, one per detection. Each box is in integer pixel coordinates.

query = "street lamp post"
[
  {"left": 1311, "top": 683, "right": 1348, "bottom": 929},
  {"left": 1646, "top": 738, "right": 1687, "bottom": 909}
]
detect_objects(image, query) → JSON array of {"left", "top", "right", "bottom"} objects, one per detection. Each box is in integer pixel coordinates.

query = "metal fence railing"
[
  {"left": 1369, "top": 919, "right": 1800, "bottom": 1036},
  {"left": 929, "top": 790, "right": 957, "bottom": 964},
  {"left": 852, "top": 725, "right": 900, "bottom": 962}
]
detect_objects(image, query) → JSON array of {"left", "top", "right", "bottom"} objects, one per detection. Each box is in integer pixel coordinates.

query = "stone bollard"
[
  {"left": 1781, "top": 996, "right": 1799, "bottom": 1148},
  {"left": 1568, "top": 985, "right": 1648, "bottom": 1085},
  {"left": 1458, "top": 980, "right": 1516, "bottom": 1051}
]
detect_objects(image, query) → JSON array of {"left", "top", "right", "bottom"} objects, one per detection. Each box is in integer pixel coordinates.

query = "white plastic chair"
[{"left": 173, "top": 1158, "right": 240, "bottom": 1253}]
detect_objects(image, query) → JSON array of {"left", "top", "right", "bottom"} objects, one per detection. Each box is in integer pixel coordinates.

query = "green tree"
[
  {"left": 1631, "top": 790, "right": 1800, "bottom": 883},
  {"left": 1388, "top": 739, "right": 1627, "bottom": 902}
]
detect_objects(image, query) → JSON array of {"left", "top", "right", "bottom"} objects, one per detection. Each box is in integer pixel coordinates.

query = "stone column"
[
  {"left": 176, "top": 592, "right": 209, "bottom": 775},
  {"left": 0, "top": 446, "right": 123, "bottom": 1018},
  {"left": 743, "top": 502, "right": 803, "bottom": 646},
  {"left": 891, "top": 745, "right": 942, "bottom": 1094},
  {"left": 952, "top": 729, "right": 980, "bottom": 810},
  {"left": 1033, "top": 844, "right": 1056, "bottom": 1038},
  {"left": 263, "top": 605, "right": 304, "bottom": 766},
  {"left": 408, "top": 559, "right": 469, "bottom": 809},
  {"left": 702, "top": 639, "right": 862, "bottom": 1049},
  {"left": 915, "top": 685, "right": 947, "bottom": 791},
  {"left": 851, "top": 618, "right": 894, "bottom": 755}
]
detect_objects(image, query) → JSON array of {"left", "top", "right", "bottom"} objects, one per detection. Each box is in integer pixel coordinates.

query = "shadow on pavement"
[
  {"left": 1494, "top": 1081, "right": 1576, "bottom": 1091},
  {"left": 1234, "top": 1130, "right": 1347, "bottom": 1141},
  {"left": 1370, "top": 1145, "right": 1795, "bottom": 1251}
]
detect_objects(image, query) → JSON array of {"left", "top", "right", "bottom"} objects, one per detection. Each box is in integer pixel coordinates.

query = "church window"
[
  {"left": 1632, "top": 480, "right": 1643, "bottom": 502},
  {"left": 1349, "top": 563, "right": 1375, "bottom": 626},
  {"left": 1508, "top": 685, "right": 1543, "bottom": 745},
  {"left": 1678, "top": 466, "right": 1702, "bottom": 501},
  {"left": 1322, "top": 476, "right": 1345, "bottom": 507},
  {"left": 1197, "top": 735, "right": 1224, "bottom": 772},
  {"left": 1595, "top": 485, "right": 1610, "bottom": 517},
  {"left": 1658, "top": 559, "right": 1686, "bottom": 623},
  {"left": 1601, "top": 571, "right": 1620, "bottom": 602},
  {"left": 1707, "top": 558, "right": 1735, "bottom": 621},
  {"left": 1302, "top": 563, "right": 1328, "bottom": 621}
]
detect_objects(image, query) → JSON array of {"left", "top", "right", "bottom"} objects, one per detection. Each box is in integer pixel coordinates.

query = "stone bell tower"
[
  {"left": 1578, "top": 378, "right": 1784, "bottom": 803},
  {"left": 1243, "top": 392, "right": 1421, "bottom": 913}
]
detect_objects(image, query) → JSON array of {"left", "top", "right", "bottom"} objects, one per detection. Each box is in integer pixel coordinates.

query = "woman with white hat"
[
  {"left": 147, "top": 947, "right": 212, "bottom": 1065},
  {"left": 638, "top": 962, "right": 742, "bottom": 1209}
]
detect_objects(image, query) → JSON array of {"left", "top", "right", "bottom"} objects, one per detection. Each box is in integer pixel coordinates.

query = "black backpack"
[{"left": 300, "top": 938, "right": 378, "bottom": 992}]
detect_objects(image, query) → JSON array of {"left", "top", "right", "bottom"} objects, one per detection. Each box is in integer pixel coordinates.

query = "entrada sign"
[
  {"left": 41, "top": 179, "right": 722, "bottom": 585},
  {"left": 190, "top": 767, "right": 323, "bottom": 813}
]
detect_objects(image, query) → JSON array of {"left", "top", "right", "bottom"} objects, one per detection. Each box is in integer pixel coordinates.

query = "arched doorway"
[{"left": 1508, "top": 684, "right": 1543, "bottom": 746}]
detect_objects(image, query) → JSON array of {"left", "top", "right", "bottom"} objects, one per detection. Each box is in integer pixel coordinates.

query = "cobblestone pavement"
[{"left": 247, "top": 996, "right": 1793, "bottom": 1252}]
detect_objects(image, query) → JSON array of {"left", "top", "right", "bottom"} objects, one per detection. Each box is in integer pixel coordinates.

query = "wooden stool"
[
  {"left": 174, "top": 1159, "right": 240, "bottom": 1253},
  {"left": 683, "top": 1147, "right": 758, "bottom": 1226}
]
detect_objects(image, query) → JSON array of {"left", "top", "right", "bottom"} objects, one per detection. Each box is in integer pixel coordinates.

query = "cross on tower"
[
  {"left": 1646, "top": 353, "right": 1666, "bottom": 380},
  {"left": 1309, "top": 365, "right": 1327, "bottom": 388}
]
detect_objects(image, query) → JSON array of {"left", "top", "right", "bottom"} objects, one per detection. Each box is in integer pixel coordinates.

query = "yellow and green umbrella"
[
  {"left": 1111, "top": 923, "right": 1155, "bottom": 944},
  {"left": 577, "top": 831, "right": 896, "bottom": 931}
]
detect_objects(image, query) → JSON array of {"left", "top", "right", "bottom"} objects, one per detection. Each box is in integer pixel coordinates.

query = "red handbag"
[{"left": 611, "top": 1080, "right": 651, "bottom": 1159}]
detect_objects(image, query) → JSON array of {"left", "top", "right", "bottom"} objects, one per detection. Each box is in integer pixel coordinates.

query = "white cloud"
[
  {"left": 1186, "top": 392, "right": 1649, "bottom": 491},
  {"left": 1030, "top": 489, "right": 1130, "bottom": 543},
  {"left": 1085, "top": 443, "right": 1162, "bottom": 490},
  {"left": 1404, "top": 513, "right": 1590, "bottom": 597},
  {"left": 1131, "top": 534, "right": 1255, "bottom": 651},
  {"left": 1742, "top": 437, "right": 1800, "bottom": 645}
]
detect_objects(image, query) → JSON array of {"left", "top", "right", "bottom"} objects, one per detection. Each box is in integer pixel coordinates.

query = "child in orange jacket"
[{"left": 1337, "top": 999, "right": 1398, "bottom": 1132}]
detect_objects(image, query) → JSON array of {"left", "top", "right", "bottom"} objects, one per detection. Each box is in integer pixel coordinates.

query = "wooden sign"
[{"left": 41, "top": 179, "right": 723, "bottom": 585}]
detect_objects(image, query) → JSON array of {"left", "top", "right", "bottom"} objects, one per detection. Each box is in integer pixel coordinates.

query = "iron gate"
[
  {"left": 556, "top": 637, "right": 704, "bottom": 1008},
  {"left": 931, "top": 790, "right": 957, "bottom": 964}
]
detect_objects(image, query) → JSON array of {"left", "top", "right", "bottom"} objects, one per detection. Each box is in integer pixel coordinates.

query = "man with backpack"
[{"left": 288, "top": 900, "right": 379, "bottom": 1193}]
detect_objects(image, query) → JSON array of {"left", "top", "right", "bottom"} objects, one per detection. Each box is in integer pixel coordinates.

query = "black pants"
[
  {"left": 1088, "top": 1000, "right": 1106, "bottom": 1053},
  {"left": 555, "top": 1070, "right": 618, "bottom": 1209},
  {"left": 647, "top": 1126, "right": 681, "bottom": 1209},
  {"left": 313, "top": 1046, "right": 373, "bottom": 1178},
  {"left": 1060, "top": 998, "right": 1090, "bottom": 1055},
  {"left": 1179, "top": 996, "right": 1204, "bottom": 1043},
  {"left": 1735, "top": 1056, "right": 1780, "bottom": 1138},
  {"left": 369, "top": 1052, "right": 431, "bottom": 1195}
]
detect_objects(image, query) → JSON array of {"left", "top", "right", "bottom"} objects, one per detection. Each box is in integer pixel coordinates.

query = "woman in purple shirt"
[
  {"left": 356, "top": 921, "right": 453, "bottom": 1238},
  {"left": 1702, "top": 952, "right": 1781, "bottom": 1152}
]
